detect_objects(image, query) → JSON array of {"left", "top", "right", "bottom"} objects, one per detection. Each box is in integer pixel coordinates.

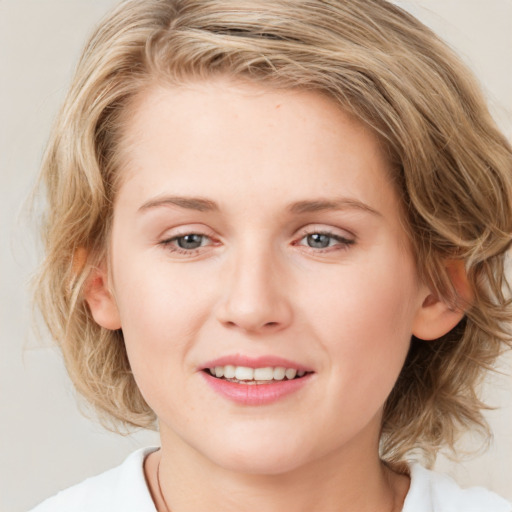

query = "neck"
[{"left": 145, "top": 423, "right": 409, "bottom": 512}]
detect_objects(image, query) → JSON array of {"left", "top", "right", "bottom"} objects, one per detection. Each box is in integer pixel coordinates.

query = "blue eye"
[
  {"left": 175, "top": 234, "right": 207, "bottom": 250},
  {"left": 160, "top": 233, "right": 212, "bottom": 254},
  {"left": 306, "top": 233, "right": 334, "bottom": 249},
  {"left": 298, "top": 231, "right": 354, "bottom": 250}
]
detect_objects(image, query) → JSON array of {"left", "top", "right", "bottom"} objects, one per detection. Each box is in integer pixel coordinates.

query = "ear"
[
  {"left": 83, "top": 264, "right": 122, "bottom": 330},
  {"left": 412, "top": 260, "right": 471, "bottom": 341}
]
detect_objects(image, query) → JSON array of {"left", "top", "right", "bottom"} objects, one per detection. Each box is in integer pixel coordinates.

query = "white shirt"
[{"left": 29, "top": 447, "right": 512, "bottom": 512}]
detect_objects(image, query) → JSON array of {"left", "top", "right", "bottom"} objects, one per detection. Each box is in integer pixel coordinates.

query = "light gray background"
[{"left": 1, "top": 1, "right": 511, "bottom": 511}]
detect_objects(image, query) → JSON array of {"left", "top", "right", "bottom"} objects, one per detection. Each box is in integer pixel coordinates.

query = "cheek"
[
  {"left": 110, "top": 261, "right": 214, "bottom": 398},
  {"left": 114, "top": 254, "right": 213, "bottom": 333},
  {"left": 307, "top": 251, "right": 419, "bottom": 388},
  {"left": 309, "top": 254, "right": 417, "bottom": 337}
]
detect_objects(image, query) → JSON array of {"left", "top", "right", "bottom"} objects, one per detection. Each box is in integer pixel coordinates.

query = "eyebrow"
[
  {"left": 138, "top": 195, "right": 381, "bottom": 216},
  {"left": 288, "top": 198, "right": 381, "bottom": 216},
  {"left": 139, "top": 196, "right": 219, "bottom": 212}
]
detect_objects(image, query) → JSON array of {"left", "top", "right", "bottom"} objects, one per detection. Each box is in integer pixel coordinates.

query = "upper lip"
[{"left": 201, "top": 354, "right": 313, "bottom": 372}]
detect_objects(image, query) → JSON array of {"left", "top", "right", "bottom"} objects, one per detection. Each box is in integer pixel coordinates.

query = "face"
[{"left": 91, "top": 79, "right": 437, "bottom": 475}]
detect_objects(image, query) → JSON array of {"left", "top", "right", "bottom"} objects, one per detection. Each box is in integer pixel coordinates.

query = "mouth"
[{"left": 204, "top": 365, "right": 312, "bottom": 385}]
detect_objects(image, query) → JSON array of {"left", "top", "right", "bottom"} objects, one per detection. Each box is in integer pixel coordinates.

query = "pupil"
[
  {"left": 307, "top": 233, "right": 330, "bottom": 248},
  {"left": 178, "top": 234, "right": 203, "bottom": 249}
]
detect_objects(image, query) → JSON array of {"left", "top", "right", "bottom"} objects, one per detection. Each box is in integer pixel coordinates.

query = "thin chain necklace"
[
  {"left": 155, "top": 460, "right": 402, "bottom": 512},
  {"left": 156, "top": 460, "right": 171, "bottom": 512}
]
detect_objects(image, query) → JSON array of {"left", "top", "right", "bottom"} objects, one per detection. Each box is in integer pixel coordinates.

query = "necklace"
[
  {"left": 156, "top": 460, "right": 171, "bottom": 512},
  {"left": 155, "top": 460, "right": 403, "bottom": 512}
]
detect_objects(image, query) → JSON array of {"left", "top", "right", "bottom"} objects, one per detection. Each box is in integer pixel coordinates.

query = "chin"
[
  {"left": 218, "top": 451, "right": 309, "bottom": 476},
  {"left": 200, "top": 433, "right": 315, "bottom": 476}
]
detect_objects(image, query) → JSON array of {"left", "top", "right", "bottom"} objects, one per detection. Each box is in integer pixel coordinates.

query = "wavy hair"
[{"left": 34, "top": 0, "right": 512, "bottom": 465}]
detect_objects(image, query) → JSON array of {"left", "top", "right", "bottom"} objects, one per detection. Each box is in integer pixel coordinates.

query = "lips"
[
  {"left": 202, "top": 355, "right": 312, "bottom": 373},
  {"left": 200, "top": 355, "right": 314, "bottom": 405}
]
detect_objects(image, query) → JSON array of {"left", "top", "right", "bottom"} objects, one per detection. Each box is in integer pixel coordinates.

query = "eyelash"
[
  {"left": 159, "top": 229, "right": 355, "bottom": 256},
  {"left": 294, "top": 230, "right": 355, "bottom": 252},
  {"left": 159, "top": 231, "right": 217, "bottom": 256}
]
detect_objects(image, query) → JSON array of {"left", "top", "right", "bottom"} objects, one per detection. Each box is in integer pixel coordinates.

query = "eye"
[
  {"left": 296, "top": 230, "right": 355, "bottom": 251},
  {"left": 159, "top": 232, "right": 214, "bottom": 255},
  {"left": 175, "top": 233, "right": 208, "bottom": 250},
  {"left": 305, "top": 233, "right": 336, "bottom": 249}
]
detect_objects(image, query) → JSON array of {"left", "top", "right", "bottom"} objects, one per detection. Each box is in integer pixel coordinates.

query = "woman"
[{"left": 31, "top": 1, "right": 512, "bottom": 510}]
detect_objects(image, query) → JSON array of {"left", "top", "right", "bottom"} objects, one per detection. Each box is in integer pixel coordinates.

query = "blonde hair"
[{"left": 35, "top": 0, "right": 512, "bottom": 465}]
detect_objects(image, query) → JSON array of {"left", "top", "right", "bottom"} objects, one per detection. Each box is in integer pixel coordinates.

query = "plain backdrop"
[{"left": 1, "top": 1, "right": 511, "bottom": 511}]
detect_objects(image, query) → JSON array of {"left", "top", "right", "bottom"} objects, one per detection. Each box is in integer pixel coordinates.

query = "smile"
[
  {"left": 207, "top": 365, "right": 308, "bottom": 384},
  {"left": 201, "top": 359, "right": 313, "bottom": 405}
]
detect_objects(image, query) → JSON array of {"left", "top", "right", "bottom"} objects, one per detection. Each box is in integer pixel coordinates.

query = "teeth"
[
  {"left": 235, "top": 366, "right": 254, "bottom": 380},
  {"left": 254, "top": 367, "right": 274, "bottom": 380},
  {"left": 273, "top": 367, "right": 286, "bottom": 380},
  {"left": 209, "top": 365, "right": 307, "bottom": 381},
  {"left": 224, "top": 365, "right": 236, "bottom": 379},
  {"left": 285, "top": 368, "right": 297, "bottom": 379}
]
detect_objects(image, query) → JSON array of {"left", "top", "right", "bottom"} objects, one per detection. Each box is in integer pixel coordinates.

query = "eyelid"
[
  {"left": 158, "top": 225, "right": 220, "bottom": 256},
  {"left": 158, "top": 224, "right": 217, "bottom": 241},
  {"left": 292, "top": 225, "right": 356, "bottom": 252},
  {"left": 295, "top": 224, "right": 356, "bottom": 241}
]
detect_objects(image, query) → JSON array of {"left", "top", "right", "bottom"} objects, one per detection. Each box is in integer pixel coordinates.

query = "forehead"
[{"left": 116, "top": 79, "right": 399, "bottom": 219}]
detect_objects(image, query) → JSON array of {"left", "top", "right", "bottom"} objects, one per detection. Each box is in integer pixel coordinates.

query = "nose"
[{"left": 215, "top": 244, "right": 293, "bottom": 335}]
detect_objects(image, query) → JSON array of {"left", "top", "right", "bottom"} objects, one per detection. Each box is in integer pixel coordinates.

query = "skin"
[{"left": 86, "top": 79, "right": 463, "bottom": 512}]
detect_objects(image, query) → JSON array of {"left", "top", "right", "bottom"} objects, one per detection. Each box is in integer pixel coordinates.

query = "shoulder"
[
  {"left": 403, "top": 463, "right": 512, "bottom": 512},
  {"left": 28, "top": 447, "right": 159, "bottom": 512}
]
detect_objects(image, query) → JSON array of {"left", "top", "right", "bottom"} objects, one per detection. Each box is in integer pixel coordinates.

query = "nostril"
[{"left": 225, "top": 320, "right": 279, "bottom": 330}]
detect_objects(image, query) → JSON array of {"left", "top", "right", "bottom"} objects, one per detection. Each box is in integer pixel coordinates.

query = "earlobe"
[
  {"left": 412, "top": 260, "right": 471, "bottom": 341},
  {"left": 412, "top": 293, "right": 464, "bottom": 341},
  {"left": 83, "top": 265, "right": 122, "bottom": 331}
]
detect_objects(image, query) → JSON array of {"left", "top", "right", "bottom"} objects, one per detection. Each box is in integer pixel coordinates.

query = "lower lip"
[{"left": 200, "top": 371, "right": 312, "bottom": 406}]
